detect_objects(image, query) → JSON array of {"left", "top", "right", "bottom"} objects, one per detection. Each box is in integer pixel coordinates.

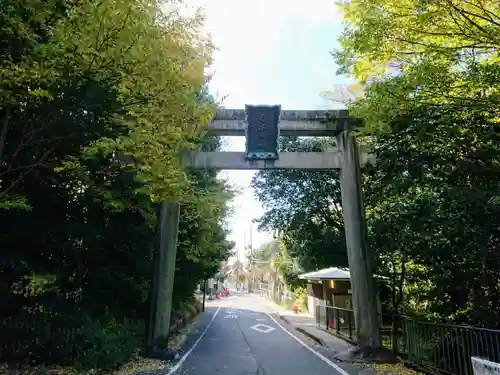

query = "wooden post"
[
  {"left": 146, "top": 201, "right": 180, "bottom": 354},
  {"left": 336, "top": 130, "right": 381, "bottom": 349}
]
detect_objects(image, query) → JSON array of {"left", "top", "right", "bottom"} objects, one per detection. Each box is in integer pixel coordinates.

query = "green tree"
[
  {"left": 174, "top": 136, "right": 235, "bottom": 305},
  {"left": 252, "top": 137, "right": 348, "bottom": 271},
  {"left": 365, "top": 104, "right": 500, "bottom": 323},
  {"left": 1, "top": 0, "right": 214, "bottom": 208},
  {"left": 0, "top": 0, "right": 234, "bottom": 371},
  {"left": 332, "top": 0, "right": 500, "bottom": 325},
  {"left": 334, "top": 0, "right": 500, "bottom": 133}
]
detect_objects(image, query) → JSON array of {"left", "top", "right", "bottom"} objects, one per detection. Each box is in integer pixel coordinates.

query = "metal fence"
[{"left": 315, "top": 304, "right": 500, "bottom": 375}]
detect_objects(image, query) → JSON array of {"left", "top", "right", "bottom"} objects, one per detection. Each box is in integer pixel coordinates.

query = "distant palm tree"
[
  {"left": 250, "top": 236, "right": 302, "bottom": 301},
  {"left": 231, "top": 260, "right": 245, "bottom": 289}
]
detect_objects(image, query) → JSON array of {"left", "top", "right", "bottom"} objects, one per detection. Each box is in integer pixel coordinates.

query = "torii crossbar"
[
  {"left": 182, "top": 108, "right": 373, "bottom": 170},
  {"left": 207, "top": 108, "right": 354, "bottom": 136}
]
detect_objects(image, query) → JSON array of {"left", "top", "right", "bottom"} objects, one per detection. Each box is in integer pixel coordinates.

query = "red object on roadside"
[{"left": 329, "top": 319, "right": 333, "bottom": 329}]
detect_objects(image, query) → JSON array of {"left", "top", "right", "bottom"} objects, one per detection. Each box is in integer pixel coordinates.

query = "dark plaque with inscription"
[{"left": 245, "top": 105, "right": 281, "bottom": 160}]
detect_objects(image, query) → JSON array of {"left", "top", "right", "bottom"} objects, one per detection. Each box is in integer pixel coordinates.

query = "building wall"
[
  {"left": 333, "top": 280, "right": 351, "bottom": 293},
  {"left": 306, "top": 281, "right": 324, "bottom": 316},
  {"left": 312, "top": 282, "right": 323, "bottom": 298},
  {"left": 307, "top": 278, "right": 382, "bottom": 315},
  {"left": 307, "top": 282, "right": 314, "bottom": 296},
  {"left": 332, "top": 293, "right": 352, "bottom": 309},
  {"left": 321, "top": 279, "right": 351, "bottom": 305},
  {"left": 307, "top": 295, "right": 315, "bottom": 316}
]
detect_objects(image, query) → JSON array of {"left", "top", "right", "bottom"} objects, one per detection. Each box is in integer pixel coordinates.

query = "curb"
[
  {"left": 295, "top": 327, "right": 327, "bottom": 347},
  {"left": 278, "top": 315, "right": 327, "bottom": 348},
  {"left": 280, "top": 315, "right": 292, "bottom": 325}
]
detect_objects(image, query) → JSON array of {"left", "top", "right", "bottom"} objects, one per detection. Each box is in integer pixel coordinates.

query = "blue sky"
[{"left": 182, "top": 0, "right": 354, "bottom": 262}]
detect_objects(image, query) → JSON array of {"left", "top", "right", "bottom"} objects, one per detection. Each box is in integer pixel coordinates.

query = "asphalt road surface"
[{"left": 169, "top": 292, "right": 350, "bottom": 375}]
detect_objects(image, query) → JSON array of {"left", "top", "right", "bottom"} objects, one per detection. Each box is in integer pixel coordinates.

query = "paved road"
[{"left": 171, "top": 293, "right": 349, "bottom": 375}]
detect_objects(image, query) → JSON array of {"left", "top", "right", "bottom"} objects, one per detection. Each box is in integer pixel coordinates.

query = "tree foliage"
[
  {"left": 251, "top": 238, "right": 307, "bottom": 311},
  {"left": 334, "top": 0, "right": 500, "bottom": 133},
  {"left": 253, "top": 108, "right": 500, "bottom": 325},
  {"left": 366, "top": 104, "right": 500, "bottom": 323},
  {"left": 334, "top": 0, "right": 500, "bottom": 324},
  {"left": 252, "top": 138, "right": 348, "bottom": 272},
  {"left": 0, "top": 0, "right": 233, "bottom": 371}
]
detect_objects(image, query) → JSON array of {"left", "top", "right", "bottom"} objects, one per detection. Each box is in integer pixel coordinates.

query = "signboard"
[{"left": 245, "top": 105, "right": 281, "bottom": 160}]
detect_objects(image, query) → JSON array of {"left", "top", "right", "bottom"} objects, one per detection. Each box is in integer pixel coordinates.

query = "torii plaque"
[{"left": 245, "top": 105, "right": 281, "bottom": 160}]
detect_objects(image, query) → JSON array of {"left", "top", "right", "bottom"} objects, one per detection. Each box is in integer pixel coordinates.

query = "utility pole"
[
  {"left": 336, "top": 130, "right": 381, "bottom": 352},
  {"left": 235, "top": 246, "right": 240, "bottom": 291},
  {"left": 243, "top": 231, "right": 247, "bottom": 256},
  {"left": 146, "top": 201, "right": 180, "bottom": 356},
  {"left": 249, "top": 223, "right": 253, "bottom": 251},
  {"left": 276, "top": 228, "right": 282, "bottom": 300},
  {"left": 249, "top": 223, "right": 256, "bottom": 292},
  {"left": 202, "top": 279, "right": 207, "bottom": 312},
  {"left": 243, "top": 231, "right": 247, "bottom": 291}
]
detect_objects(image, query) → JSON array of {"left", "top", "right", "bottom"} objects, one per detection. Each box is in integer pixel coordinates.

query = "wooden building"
[{"left": 298, "top": 267, "right": 381, "bottom": 316}]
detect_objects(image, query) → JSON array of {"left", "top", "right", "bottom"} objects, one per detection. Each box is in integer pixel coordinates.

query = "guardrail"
[
  {"left": 471, "top": 357, "right": 500, "bottom": 375},
  {"left": 315, "top": 304, "right": 500, "bottom": 375},
  {"left": 258, "top": 289, "right": 269, "bottom": 297}
]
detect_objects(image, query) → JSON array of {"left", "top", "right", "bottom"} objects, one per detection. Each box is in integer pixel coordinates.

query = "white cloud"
[
  {"left": 179, "top": 0, "right": 342, "bottom": 106},
  {"left": 184, "top": 0, "right": 341, "bottom": 49}
]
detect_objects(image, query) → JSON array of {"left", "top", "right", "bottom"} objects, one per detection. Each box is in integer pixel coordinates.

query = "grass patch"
[
  {"left": 0, "top": 354, "right": 167, "bottom": 375},
  {"left": 375, "top": 363, "right": 425, "bottom": 375}
]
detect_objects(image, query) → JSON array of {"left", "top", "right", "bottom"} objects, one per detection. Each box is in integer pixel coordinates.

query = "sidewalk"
[
  {"left": 279, "top": 310, "right": 353, "bottom": 354},
  {"left": 256, "top": 294, "right": 353, "bottom": 354}
]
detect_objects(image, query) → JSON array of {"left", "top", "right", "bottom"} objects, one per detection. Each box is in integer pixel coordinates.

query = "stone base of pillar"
[
  {"left": 142, "top": 347, "right": 181, "bottom": 361},
  {"left": 334, "top": 345, "right": 397, "bottom": 363}
]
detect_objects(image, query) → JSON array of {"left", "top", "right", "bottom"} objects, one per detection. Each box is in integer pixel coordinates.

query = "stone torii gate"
[{"left": 147, "top": 105, "right": 381, "bottom": 356}]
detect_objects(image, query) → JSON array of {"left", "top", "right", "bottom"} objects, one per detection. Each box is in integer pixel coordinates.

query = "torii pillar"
[{"left": 336, "top": 129, "right": 381, "bottom": 353}]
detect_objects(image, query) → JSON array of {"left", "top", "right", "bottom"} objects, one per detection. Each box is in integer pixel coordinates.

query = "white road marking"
[
  {"left": 167, "top": 306, "right": 220, "bottom": 375},
  {"left": 250, "top": 323, "right": 276, "bottom": 333},
  {"left": 224, "top": 314, "right": 238, "bottom": 319},
  {"left": 256, "top": 318, "right": 267, "bottom": 321},
  {"left": 267, "top": 313, "right": 351, "bottom": 375}
]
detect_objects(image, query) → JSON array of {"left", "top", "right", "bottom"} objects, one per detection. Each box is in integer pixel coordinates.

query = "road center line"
[
  {"left": 266, "top": 313, "right": 351, "bottom": 375},
  {"left": 167, "top": 306, "right": 221, "bottom": 375}
]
